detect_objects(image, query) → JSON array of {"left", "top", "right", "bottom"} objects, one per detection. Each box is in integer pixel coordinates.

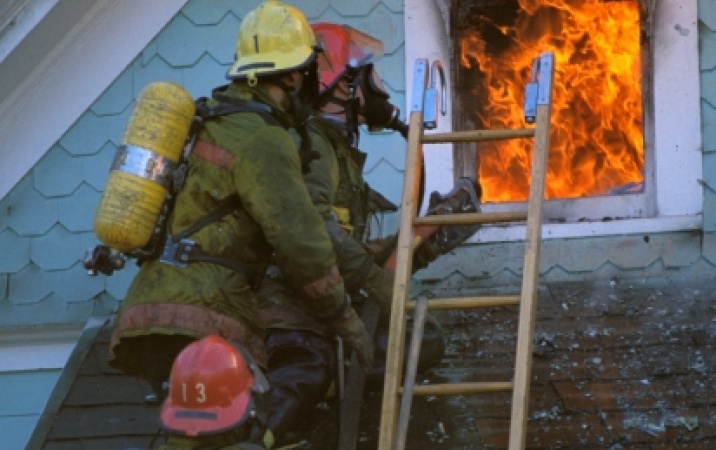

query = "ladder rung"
[
  {"left": 413, "top": 211, "right": 527, "bottom": 226},
  {"left": 406, "top": 295, "right": 520, "bottom": 310},
  {"left": 421, "top": 128, "right": 535, "bottom": 143},
  {"left": 400, "top": 381, "right": 514, "bottom": 396}
]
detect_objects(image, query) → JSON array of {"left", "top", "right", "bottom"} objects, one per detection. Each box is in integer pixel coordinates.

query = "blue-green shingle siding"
[{"left": 3, "top": 0, "right": 716, "bottom": 328}]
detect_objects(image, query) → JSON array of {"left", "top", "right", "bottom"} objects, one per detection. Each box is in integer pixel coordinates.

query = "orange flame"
[{"left": 459, "top": 0, "right": 643, "bottom": 202}]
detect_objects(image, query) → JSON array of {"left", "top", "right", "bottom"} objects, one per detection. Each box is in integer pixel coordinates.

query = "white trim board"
[
  {"left": 0, "top": 0, "right": 59, "bottom": 63},
  {"left": 469, "top": 214, "right": 702, "bottom": 243},
  {"left": 0, "top": 0, "right": 188, "bottom": 200},
  {"left": 0, "top": 324, "right": 83, "bottom": 371}
]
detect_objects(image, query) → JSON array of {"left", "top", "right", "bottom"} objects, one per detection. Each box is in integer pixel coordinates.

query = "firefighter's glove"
[
  {"left": 327, "top": 305, "right": 374, "bottom": 372},
  {"left": 360, "top": 265, "right": 395, "bottom": 315},
  {"left": 302, "top": 266, "right": 373, "bottom": 370},
  {"left": 414, "top": 177, "right": 483, "bottom": 270},
  {"left": 365, "top": 236, "right": 398, "bottom": 267}
]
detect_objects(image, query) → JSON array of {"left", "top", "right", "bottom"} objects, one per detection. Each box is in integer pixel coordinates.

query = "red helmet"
[
  {"left": 312, "top": 23, "right": 384, "bottom": 94},
  {"left": 160, "top": 335, "right": 257, "bottom": 437}
]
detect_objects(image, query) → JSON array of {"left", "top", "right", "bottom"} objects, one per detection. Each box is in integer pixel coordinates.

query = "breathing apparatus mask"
[
  {"left": 347, "top": 63, "right": 404, "bottom": 134},
  {"left": 312, "top": 23, "right": 408, "bottom": 140}
]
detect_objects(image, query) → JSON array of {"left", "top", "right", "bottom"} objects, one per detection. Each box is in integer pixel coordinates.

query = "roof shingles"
[{"left": 32, "top": 276, "right": 716, "bottom": 449}]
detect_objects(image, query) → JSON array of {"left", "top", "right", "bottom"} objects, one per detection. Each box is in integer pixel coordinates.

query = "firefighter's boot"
[
  {"left": 354, "top": 265, "right": 447, "bottom": 384},
  {"left": 366, "top": 311, "right": 446, "bottom": 388},
  {"left": 247, "top": 330, "right": 334, "bottom": 449},
  {"left": 413, "top": 177, "right": 482, "bottom": 270}
]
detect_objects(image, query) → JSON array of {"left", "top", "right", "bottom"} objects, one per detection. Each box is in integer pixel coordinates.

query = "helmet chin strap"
[
  {"left": 317, "top": 81, "right": 361, "bottom": 147},
  {"left": 273, "top": 78, "right": 310, "bottom": 124},
  {"left": 275, "top": 77, "right": 319, "bottom": 173}
]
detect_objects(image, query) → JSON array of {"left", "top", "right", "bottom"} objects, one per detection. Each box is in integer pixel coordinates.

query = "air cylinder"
[{"left": 94, "top": 81, "right": 196, "bottom": 253}]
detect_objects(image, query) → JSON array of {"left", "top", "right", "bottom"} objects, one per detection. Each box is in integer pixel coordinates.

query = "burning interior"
[{"left": 454, "top": 0, "right": 645, "bottom": 203}]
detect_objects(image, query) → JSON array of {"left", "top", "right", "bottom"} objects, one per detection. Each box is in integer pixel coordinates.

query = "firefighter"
[
  {"left": 309, "top": 22, "right": 482, "bottom": 376},
  {"left": 107, "top": 0, "right": 373, "bottom": 408},
  {"left": 157, "top": 335, "right": 269, "bottom": 450},
  {"left": 311, "top": 22, "right": 483, "bottom": 274},
  {"left": 246, "top": 23, "right": 482, "bottom": 448}
]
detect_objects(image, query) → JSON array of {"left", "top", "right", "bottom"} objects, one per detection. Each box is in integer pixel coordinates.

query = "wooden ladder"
[{"left": 377, "top": 51, "right": 555, "bottom": 450}]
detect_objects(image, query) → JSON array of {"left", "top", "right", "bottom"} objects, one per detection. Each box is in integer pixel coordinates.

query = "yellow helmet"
[{"left": 227, "top": 1, "right": 319, "bottom": 82}]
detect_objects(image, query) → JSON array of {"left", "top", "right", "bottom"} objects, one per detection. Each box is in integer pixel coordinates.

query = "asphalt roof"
[
  {"left": 29, "top": 274, "right": 716, "bottom": 449},
  {"left": 28, "top": 319, "right": 162, "bottom": 450}
]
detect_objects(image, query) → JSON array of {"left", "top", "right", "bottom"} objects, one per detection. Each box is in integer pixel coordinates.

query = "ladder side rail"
[
  {"left": 377, "top": 59, "right": 429, "bottom": 450},
  {"left": 508, "top": 51, "right": 555, "bottom": 450},
  {"left": 394, "top": 296, "right": 429, "bottom": 450}
]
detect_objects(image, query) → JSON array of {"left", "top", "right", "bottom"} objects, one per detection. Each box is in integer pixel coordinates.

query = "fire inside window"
[{"left": 455, "top": 0, "right": 643, "bottom": 203}]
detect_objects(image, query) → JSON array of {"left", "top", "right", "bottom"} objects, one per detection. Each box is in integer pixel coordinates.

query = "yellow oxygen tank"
[{"left": 94, "top": 81, "right": 196, "bottom": 253}]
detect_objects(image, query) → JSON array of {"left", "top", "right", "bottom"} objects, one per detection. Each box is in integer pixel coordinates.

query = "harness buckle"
[
  {"left": 159, "top": 235, "right": 196, "bottom": 268},
  {"left": 265, "top": 264, "right": 283, "bottom": 279}
]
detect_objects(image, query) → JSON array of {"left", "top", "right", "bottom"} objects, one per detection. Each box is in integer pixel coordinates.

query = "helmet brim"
[
  {"left": 227, "top": 46, "right": 321, "bottom": 80},
  {"left": 312, "top": 23, "right": 383, "bottom": 95},
  {"left": 160, "top": 390, "right": 253, "bottom": 437}
]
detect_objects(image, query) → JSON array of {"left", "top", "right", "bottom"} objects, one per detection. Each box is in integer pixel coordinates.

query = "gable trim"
[
  {"left": 24, "top": 316, "right": 109, "bottom": 450},
  {"left": 0, "top": 0, "right": 188, "bottom": 200}
]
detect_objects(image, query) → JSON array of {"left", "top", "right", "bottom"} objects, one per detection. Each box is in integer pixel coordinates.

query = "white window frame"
[{"left": 405, "top": 0, "right": 701, "bottom": 242}]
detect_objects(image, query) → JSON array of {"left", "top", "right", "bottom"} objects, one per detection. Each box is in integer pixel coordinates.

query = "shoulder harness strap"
[{"left": 198, "top": 84, "right": 288, "bottom": 128}]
